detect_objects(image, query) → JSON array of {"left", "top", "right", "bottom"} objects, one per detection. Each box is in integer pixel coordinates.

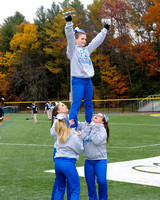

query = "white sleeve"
[
  {"left": 79, "top": 125, "right": 92, "bottom": 140},
  {"left": 90, "top": 126, "right": 107, "bottom": 145},
  {"left": 77, "top": 121, "right": 86, "bottom": 131},
  {"left": 65, "top": 21, "right": 75, "bottom": 59},
  {"left": 87, "top": 28, "right": 108, "bottom": 55}
]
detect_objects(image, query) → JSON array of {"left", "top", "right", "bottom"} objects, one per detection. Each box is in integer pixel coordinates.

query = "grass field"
[{"left": 0, "top": 113, "right": 160, "bottom": 200}]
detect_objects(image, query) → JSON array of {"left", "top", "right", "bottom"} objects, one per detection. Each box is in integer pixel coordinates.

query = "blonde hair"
[{"left": 55, "top": 119, "right": 71, "bottom": 143}]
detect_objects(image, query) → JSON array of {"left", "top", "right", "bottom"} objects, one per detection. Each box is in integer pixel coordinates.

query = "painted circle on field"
[{"left": 133, "top": 163, "right": 160, "bottom": 174}]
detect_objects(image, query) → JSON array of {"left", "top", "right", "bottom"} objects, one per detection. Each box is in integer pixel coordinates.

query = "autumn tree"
[
  {"left": 0, "top": 11, "right": 27, "bottom": 53},
  {"left": 34, "top": 2, "right": 60, "bottom": 30},
  {"left": 126, "top": 0, "right": 153, "bottom": 43},
  {"left": 3, "top": 23, "right": 49, "bottom": 100},
  {"left": 87, "top": 0, "right": 103, "bottom": 33},
  {"left": 143, "top": 0, "right": 160, "bottom": 60},
  {"left": 92, "top": 54, "right": 130, "bottom": 98},
  {"left": 99, "top": 0, "right": 132, "bottom": 91},
  {"left": 132, "top": 42, "right": 159, "bottom": 77}
]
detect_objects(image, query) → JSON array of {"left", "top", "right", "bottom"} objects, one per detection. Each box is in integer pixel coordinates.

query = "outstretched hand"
[
  {"left": 77, "top": 131, "right": 82, "bottom": 136},
  {"left": 69, "top": 119, "right": 75, "bottom": 126},
  {"left": 104, "top": 24, "right": 110, "bottom": 30},
  {"left": 65, "top": 15, "right": 72, "bottom": 22}
]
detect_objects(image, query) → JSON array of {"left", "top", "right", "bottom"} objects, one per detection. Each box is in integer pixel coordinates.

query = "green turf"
[{"left": 0, "top": 113, "right": 160, "bottom": 199}]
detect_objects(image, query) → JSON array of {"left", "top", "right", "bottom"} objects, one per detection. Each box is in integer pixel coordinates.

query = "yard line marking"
[
  {"left": 0, "top": 143, "right": 53, "bottom": 147},
  {"left": 110, "top": 122, "right": 160, "bottom": 127},
  {"left": 0, "top": 143, "right": 159, "bottom": 149},
  {"left": 2, "top": 119, "right": 160, "bottom": 126},
  {"left": 6, "top": 119, "right": 50, "bottom": 123},
  {"left": 0, "top": 121, "right": 13, "bottom": 128},
  {"left": 3, "top": 119, "right": 160, "bottom": 126},
  {"left": 109, "top": 143, "right": 160, "bottom": 149}
]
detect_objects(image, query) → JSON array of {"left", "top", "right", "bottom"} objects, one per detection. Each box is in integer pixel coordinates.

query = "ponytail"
[
  {"left": 51, "top": 104, "right": 59, "bottom": 127},
  {"left": 102, "top": 116, "right": 110, "bottom": 143},
  {"left": 55, "top": 119, "right": 70, "bottom": 143}
]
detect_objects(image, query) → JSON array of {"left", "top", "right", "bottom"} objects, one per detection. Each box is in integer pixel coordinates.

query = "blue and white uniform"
[
  {"left": 50, "top": 114, "right": 77, "bottom": 200},
  {"left": 65, "top": 22, "right": 108, "bottom": 128},
  {"left": 0, "top": 104, "right": 4, "bottom": 126},
  {"left": 77, "top": 121, "right": 108, "bottom": 200},
  {"left": 45, "top": 102, "right": 52, "bottom": 120},
  {"left": 0, "top": 106, "right": 4, "bottom": 118},
  {"left": 50, "top": 114, "right": 61, "bottom": 200},
  {"left": 32, "top": 105, "right": 37, "bottom": 114},
  {"left": 45, "top": 102, "right": 51, "bottom": 111},
  {"left": 52, "top": 114, "right": 84, "bottom": 200}
]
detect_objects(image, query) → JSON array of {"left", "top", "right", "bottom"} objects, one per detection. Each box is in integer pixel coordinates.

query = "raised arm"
[
  {"left": 87, "top": 24, "right": 110, "bottom": 55},
  {"left": 64, "top": 15, "right": 75, "bottom": 59}
]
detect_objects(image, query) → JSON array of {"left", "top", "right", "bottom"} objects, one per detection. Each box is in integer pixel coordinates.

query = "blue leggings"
[
  {"left": 84, "top": 159, "right": 108, "bottom": 200},
  {"left": 69, "top": 77, "right": 93, "bottom": 129},
  {"left": 54, "top": 157, "right": 80, "bottom": 200},
  {"left": 51, "top": 148, "right": 58, "bottom": 200},
  {"left": 51, "top": 149, "right": 71, "bottom": 200}
]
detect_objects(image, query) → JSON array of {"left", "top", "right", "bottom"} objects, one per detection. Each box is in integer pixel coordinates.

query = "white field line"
[
  {"left": 0, "top": 142, "right": 160, "bottom": 149},
  {"left": 110, "top": 122, "right": 160, "bottom": 127},
  {"left": 3, "top": 119, "right": 160, "bottom": 126},
  {"left": 0, "top": 143, "right": 53, "bottom": 147},
  {"left": 109, "top": 143, "right": 160, "bottom": 149}
]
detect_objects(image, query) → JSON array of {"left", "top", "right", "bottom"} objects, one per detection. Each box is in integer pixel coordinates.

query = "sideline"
[{"left": 0, "top": 121, "right": 13, "bottom": 128}]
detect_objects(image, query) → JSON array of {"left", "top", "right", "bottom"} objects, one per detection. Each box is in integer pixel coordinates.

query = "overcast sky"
[{"left": 0, "top": 0, "right": 93, "bottom": 24}]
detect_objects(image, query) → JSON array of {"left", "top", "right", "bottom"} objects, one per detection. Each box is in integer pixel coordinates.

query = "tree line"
[{"left": 0, "top": 0, "right": 159, "bottom": 101}]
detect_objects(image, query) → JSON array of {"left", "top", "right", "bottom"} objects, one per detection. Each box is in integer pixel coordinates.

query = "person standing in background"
[
  {"left": 45, "top": 100, "right": 51, "bottom": 120},
  {"left": 27, "top": 102, "right": 34, "bottom": 119},
  {"left": 27, "top": 102, "right": 38, "bottom": 124},
  {"left": 0, "top": 97, "right": 5, "bottom": 126}
]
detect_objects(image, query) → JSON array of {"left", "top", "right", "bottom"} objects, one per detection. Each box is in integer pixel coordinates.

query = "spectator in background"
[
  {"left": 0, "top": 97, "right": 4, "bottom": 126},
  {"left": 27, "top": 102, "right": 34, "bottom": 119},
  {"left": 45, "top": 100, "right": 51, "bottom": 120},
  {"left": 27, "top": 102, "right": 38, "bottom": 124}
]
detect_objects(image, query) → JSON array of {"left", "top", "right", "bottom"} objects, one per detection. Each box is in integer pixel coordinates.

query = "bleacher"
[
  {"left": 138, "top": 95, "right": 160, "bottom": 112},
  {"left": 3, "top": 106, "right": 20, "bottom": 113}
]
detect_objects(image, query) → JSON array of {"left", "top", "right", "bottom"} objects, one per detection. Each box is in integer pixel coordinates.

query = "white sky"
[{"left": 0, "top": 0, "right": 93, "bottom": 25}]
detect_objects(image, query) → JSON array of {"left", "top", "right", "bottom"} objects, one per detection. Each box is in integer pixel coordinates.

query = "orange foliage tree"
[
  {"left": 143, "top": 0, "right": 160, "bottom": 40},
  {"left": 131, "top": 41, "right": 159, "bottom": 77},
  {"left": 142, "top": 0, "right": 160, "bottom": 76},
  {"left": 92, "top": 54, "right": 130, "bottom": 98}
]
